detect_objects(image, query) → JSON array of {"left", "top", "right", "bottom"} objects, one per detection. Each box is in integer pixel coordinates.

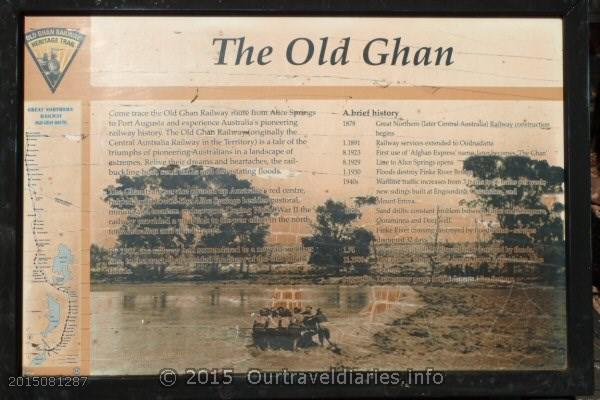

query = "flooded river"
[
  {"left": 91, "top": 283, "right": 420, "bottom": 374},
  {"left": 91, "top": 283, "right": 567, "bottom": 373}
]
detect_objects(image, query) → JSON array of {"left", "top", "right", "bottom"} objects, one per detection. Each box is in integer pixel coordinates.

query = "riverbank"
[
  {"left": 360, "top": 285, "right": 566, "bottom": 370},
  {"left": 246, "top": 286, "right": 566, "bottom": 371},
  {"left": 91, "top": 272, "right": 556, "bottom": 288},
  {"left": 240, "top": 287, "right": 566, "bottom": 371}
]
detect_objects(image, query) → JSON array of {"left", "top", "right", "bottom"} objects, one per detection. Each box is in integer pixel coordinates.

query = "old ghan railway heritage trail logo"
[{"left": 25, "top": 28, "right": 85, "bottom": 93}]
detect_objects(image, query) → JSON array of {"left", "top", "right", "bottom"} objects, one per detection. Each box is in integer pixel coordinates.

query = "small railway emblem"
[{"left": 25, "top": 28, "right": 85, "bottom": 93}]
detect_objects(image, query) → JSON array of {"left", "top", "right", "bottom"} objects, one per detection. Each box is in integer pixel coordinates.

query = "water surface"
[{"left": 92, "top": 283, "right": 382, "bottom": 374}]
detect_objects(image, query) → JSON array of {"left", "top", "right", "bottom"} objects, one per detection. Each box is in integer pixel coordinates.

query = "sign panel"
[{"left": 22, "top": 16, "right": 566, "bottom": 377}]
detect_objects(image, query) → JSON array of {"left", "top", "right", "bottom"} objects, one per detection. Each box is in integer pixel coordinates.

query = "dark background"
[{"left": 589, "top": 1, "right": 600, "bottom": 398}]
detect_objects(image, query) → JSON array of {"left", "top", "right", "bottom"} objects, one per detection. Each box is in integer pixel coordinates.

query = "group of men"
[
  {"left": 254, "top": 306, "right": 321, "bottom": 327},
  {"left": 251, "top": 305, "right": 332, "bottom": 350}
]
